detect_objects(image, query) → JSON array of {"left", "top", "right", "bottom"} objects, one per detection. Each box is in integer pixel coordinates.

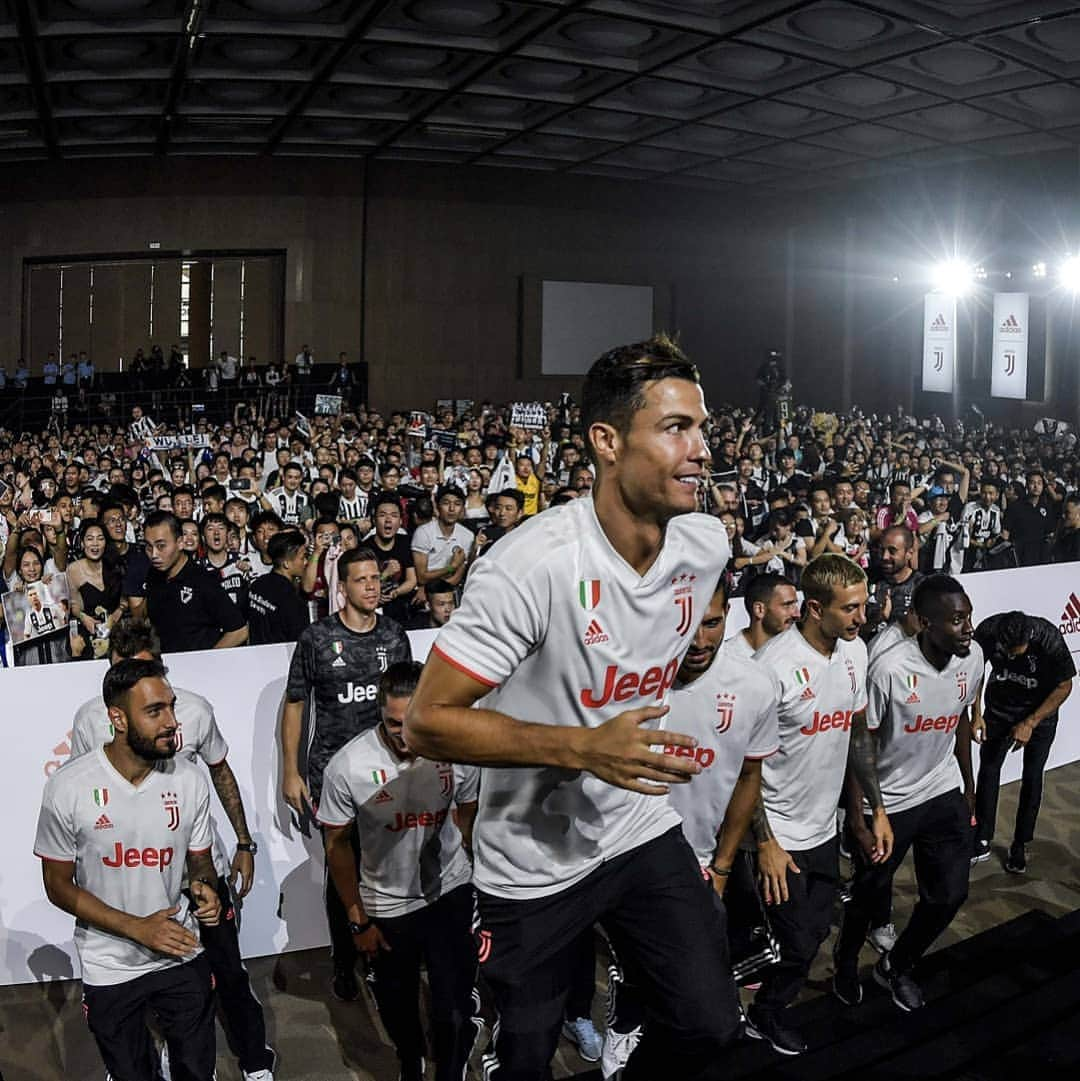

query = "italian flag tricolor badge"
[
  {"left": 793, "top": 667, "right": 811, "bottom": 686},
  {"left": 579, "top": 579, "right": 601, "bottom": 610},
  {"left": 905, "top": 674, "right": 918, "bottom": 690},
  {"left": 371, "top": 769, "right": 388, "bottom": 785},
  {"left": 92, "top": 788, "right": 108, "bottom": 807}
]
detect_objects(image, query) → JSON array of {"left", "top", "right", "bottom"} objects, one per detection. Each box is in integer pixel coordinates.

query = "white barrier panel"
[{"left": 3, "top": 562, "right": 1079, "bottom": 986}]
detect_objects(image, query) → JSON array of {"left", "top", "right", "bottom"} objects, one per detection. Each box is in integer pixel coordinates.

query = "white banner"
[
  {"left": 991, "top": 292, "right": 1029, "bottom": 400},
  {"left": 148, "top": 434, "right": 211, "bottom": 451},
  {"left": 923, "top": 293, "right": 956, "bottom": 393}
]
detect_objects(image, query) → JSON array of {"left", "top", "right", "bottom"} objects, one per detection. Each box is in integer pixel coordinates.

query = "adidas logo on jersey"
[
  {"left": 374, "top": 789, "right": 393, "bottom": 804},
  {"left": 584, "top": 619, "right": 609, "bottom": 646},
  {"left": 799, "top": 686, "right": 815, "bottom": 701},
  {"left": 905, "top": 691, "right": 920, "bottom": 704},
  {"left": 94, "top": 814, "right": 113, "bottom": 830}
]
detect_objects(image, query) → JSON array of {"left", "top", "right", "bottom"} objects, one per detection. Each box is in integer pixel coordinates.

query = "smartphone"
[{"left": 233, "top": 478, "right": 252, "bottom": 492}]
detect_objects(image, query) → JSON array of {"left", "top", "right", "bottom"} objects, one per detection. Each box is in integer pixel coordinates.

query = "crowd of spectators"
[{"left": 0, "top": 348, "right": 1077, "bottom": 665}]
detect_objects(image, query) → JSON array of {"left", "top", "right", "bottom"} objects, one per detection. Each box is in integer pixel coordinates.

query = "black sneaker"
[
  {"left": 1005, "top": 843, "right": 1027, "bottom": 874},
  {"left": 332, "top": 963, "right": 359, "bottom": 1002},
  {"left": 745, "top": 1005, "right": 807, "bottom": 1056},
  {"left": 832, "top": 965, "right": 863, "bottom": 1006},
  {"left": 398, "top": 1057, "right": 425, "bottom": 1081},
  {"left": 873, "top": 953, "right": 924, "bottom": 1012},
  {"left": 971, "top": 838, "right": 991, "bottom": 865}
]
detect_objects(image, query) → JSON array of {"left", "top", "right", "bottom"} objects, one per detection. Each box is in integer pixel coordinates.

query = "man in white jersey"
[
  {"left": 70, "top": 621, "right": 276, "bottom": 1081},
  {"left": 834, "top": 576, "right": 981, "bottom": 1011},
  {"left": 724, "top": 572, "right": 799, "bottom": 661},
  {"left": 320, "top": 661, "right": 479, "bottom": 1081},
  {"left": 406, "top": 336, "right": 739, "bottom": 1080},
  {"left": 23, "top": 583, "right": 59, "bottom": 638},
  {"left": 35, "top": 659, "right": 221, "bottom": 1081},
  {"left": 745, "top": 554, "right": 893, "bottom": 1056}
]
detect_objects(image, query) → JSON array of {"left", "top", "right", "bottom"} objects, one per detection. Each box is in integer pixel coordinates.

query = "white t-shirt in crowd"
[
  {"left": 33, "top": 747, "right": 212, "bottom": 986},
  {"left": 317, "top": 728, "right": 478, "bottom": 918},
  {"left": 432, "top": 497, "right": 730, "bottom": 899},
  {"left": 757, "top": 625, "right": 868, "bottom": 851},
  {"left": 666, "top": 652, "right": 779, "bottom": 866},
  {"left": 866, "top": 635, "right": 984, "bottom": 814},
  {"left": 71, "top": 686, "right": 231, "bottom": 876},
  {"left": 410, "top": 520, "right": 474, "bottom": 574}
]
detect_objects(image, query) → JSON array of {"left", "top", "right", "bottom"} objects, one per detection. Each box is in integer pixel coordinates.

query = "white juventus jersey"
[
  {"left": 318, "top": 729, "right": 478, "bottom": 917},
  {"left": 267, "top": 487, "right": 308, "bottom": 526},
  {"left": 866, "top": 635, "right": 983, "bottom": 814},
  {"left": 24, "top": 607, "right": 58, "bottom": 637},
  {"left": 666, "top": 652, "right": 779, "bottom": 866},
  {"left": 868, "top": 622, "right": 911, "bottom": 662},
  {"left": 756, "top": 625, "right": 868, "bottom": 851},
  {"left": 722, "top": 630, "right": 757, "bottom": 661},
  {"left": 33, "top": 747, "right": 212, "bottom": 987},
  {"left": 433, "top": 497, "right": 730, "bottom": 899},
  {"left": 70, "top": 687, "right": 231, "bottom": 876}
]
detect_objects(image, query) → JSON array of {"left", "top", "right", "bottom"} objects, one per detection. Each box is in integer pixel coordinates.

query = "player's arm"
[
  {"left": 749, "top": 794, "right": 799, "bottom": 905},
  {"left": 709, "top": 757, "right": 762, "bottom": 897},
  {"left": 42, "top": 860, "right": 202, "bottom": 958},
  {"left": 404, "top": 650, "right": 703, "bottom": 796},
  {"left": 323, "top": 822, "right": 389, "bottom": 957},
  {"left": 207, "top": 758, "right": 255, "bottom": 897},
  {"left": 848, "top": 708, "right": 893, "bottom": 862},
  {"left": 1013, "top": 676, "right": 1072, "bottom": 749},
  {"left": 280, "top": 697, "right": 310, "bottom": 814},
  {"left": 455, "top": 800, "right": 478, "bottom": 855},
  {"left": 186, "top": 848, "right": 221, "bottom": 926},
  {"left": 953, "top": 704, "right": 976, "bottom": 813}
]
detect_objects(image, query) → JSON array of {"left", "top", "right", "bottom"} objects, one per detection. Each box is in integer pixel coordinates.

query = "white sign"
[
  {"left": 314, "top": 394, "right": 343, "bottom": 416},
  {"left": 991, "top": 292, "right": 1029, "bottom": 401},
  {"left": 922, "top": 293, "right": 956, "bottom": 394},
  {"left": 510, "top": 401, "right": 546, "bottom": 431},
  {"left": 149, "top": 434, "right": 211, "bottom": 451}
]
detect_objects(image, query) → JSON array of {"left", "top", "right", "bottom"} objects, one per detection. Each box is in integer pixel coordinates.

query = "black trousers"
[
  {"left": 835, "top": 789, "right": 971, "bottom": 975},
  {"left": 565, "top": 930, "right": 596, "bottom": 1022},
  {"left": 323, "top": 824, "right": 363, "bottom": 970},
  {"left": 975, "top": 715, "right": 1058, "bottom": 846},
  {"left": 197, "top": 877, "right": 274, "bottom": 1072},
  {"left": 368, "top": 884, "right": 478, "bottom": 1081},
  {"left": 82, "top": 954, "right": 215, "bottom": 1081},
  {"left": 755, "top": 837, "right": 838, "bottom": 1015},
  {"left": 476, "top": 826, "right": 740, "bottom": 1081}
]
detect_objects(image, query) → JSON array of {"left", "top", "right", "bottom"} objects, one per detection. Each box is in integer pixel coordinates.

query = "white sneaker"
[
  {"left": 243, "top": 1072, "right": 274, "bottom": 1081},
  {"left": 868, "top": 922, "right": 898, "bottom": 954},
  {"left": 563, "top": 1017, "right": 603, "bottom": 1062},
  {"left": 600, "top": 1025, "right": 642, "bottom": 1078},
  {"left": 160, "top": 1044, "right": 172, "bottom": 1081}
]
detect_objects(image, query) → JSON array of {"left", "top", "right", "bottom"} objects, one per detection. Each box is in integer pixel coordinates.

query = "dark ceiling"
[{"left": 4, "top": 0, "right": 1080, "bottom": 191}]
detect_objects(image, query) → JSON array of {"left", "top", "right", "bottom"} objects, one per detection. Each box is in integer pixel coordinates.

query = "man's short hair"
[
  {"left": 268, "top": 529, "right": 307, "bottom": 568},
  {"left": 103, "top": 657, "right": 166, "bottom": 711},
  {"left": 494, "top": 487, "right": 524, "bottom": 509},
  {"left": 882, "top": 524, "right": 915, "bottom": 551},
  {"left": 889, "top": 478, "right": 911, "bottom": 496},
  {"left": 372, "top": 492, "right": 402, "bottom": 514},
  {"left": 378, "top": 660, "right": 423, "bottom": 706},
  {"left": 998, "top": 610, "right": 1030, "bottom": 650},
  {"left": 203, "top": 483, "right": 228, "bottom": 502},
  {"left": 912, "top": 574, "right": 966, "bottom": 618},
  {"left": 743, "top": 572, "right": 795, "bottom": 617},
  {"left": 580, "top": 334, "right": 699, "bottom": 464},
  {"left": 426, "top": 578, "right": 456, "bottom": 599},
  {"left": 250, "top": 509, "right": 284, "bottom": 532},
  {"left": 435, "top": 485, "right": 463, "bottom": 505},
  {"left": 110, "top": 619, "right": 161, "bottom": 660},
  {"left": 338, "top": 546, "right": 379, "bottom": 576},
  {"left": 801, "top": 554, "right": 867, "bottom": 608},
  {"left": 283, "top": 462, "right": 304, "bottom": 477},
  {"left": 200, "top": 512, "right": 228, "bottom": 534},
  {"left": 144, "top": 510, "right": 181, "bottom": 538}
]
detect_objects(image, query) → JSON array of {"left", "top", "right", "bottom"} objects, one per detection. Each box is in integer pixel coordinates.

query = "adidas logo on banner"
[
  {"left": 94, "top": 814, "right": 113, "bottom": 830},
  {"left": 1000, "top": 313, "right": 1022, "bottom": 333},
  {"left": 931, "top": 314, "right": 948, "bottom": 330},
  {"left": 799, "top": 686, "right": 815, "bottom": 701},
  {"left": 584, "top": 618, "right": 610, "bottom": 646},
  {"left": 905, "top": 692, "right": 920, "bottom": 704},
  {"left": 1059, "top": 592, "right": 1080, "bottom": 634}
]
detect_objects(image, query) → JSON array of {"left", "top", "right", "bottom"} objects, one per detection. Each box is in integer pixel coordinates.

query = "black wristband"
[
  {"left": 708, "top": 864, "right": 732, "bottom": 877},
  {"left": 348, "top": 919, "right": 373, "bottom": 936}
]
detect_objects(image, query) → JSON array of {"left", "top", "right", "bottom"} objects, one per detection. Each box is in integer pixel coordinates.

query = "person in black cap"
[{"left": 971, "top": 610, "right": 1075, "bottom": 872}]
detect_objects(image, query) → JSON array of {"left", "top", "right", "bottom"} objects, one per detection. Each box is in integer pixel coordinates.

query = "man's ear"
[{"left": 589, "top": 422, "right": 619, "bottom": 468}]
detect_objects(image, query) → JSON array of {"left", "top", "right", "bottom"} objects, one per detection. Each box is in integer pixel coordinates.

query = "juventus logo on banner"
[
  {"left": 991, "top": 293, "right": 1029, "bottom": 400},
  {"left": 922, "top": 294, "right": 956, "bottom": 393}
]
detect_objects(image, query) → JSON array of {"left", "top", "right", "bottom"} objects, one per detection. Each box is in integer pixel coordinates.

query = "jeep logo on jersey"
[
  {"left": 662, "top": 743, "right": 715, "bottom": 769},
  {"left": 386, "top": 809, "right": 449, "bottom": 832},
  {"left": 904, "top": 713, "right": 960, "bottom": 734},
  {"left": 799, "top": 709, "right": 853, "bottom": 736},
  {"left": 161, "top": 791, "right": 180, "bottom": 831},
  {"left": 102, "top": 843, "right": 174, "bottom": 869},
  {"left": 337, "top": 682, "right": 378, "bottom": 704},
  {"left": 580, "top": 658, "right": 680, "bottom": 709},
  {"left": 671, "top": 574, "right": 696, "bottom": 636},
  {"left": 716, "top": 693, "right": 736, "bottom": 734}
]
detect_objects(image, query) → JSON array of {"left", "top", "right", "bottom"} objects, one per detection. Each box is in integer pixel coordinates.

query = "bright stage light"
[
  {"left": 1059, "top": 255, "right": 1080, "bottom": 293},
  {"left": 1033, "top": 261, "right": 1047, "bottom": 279},
  {"left": 931, "top": 259, "right": 975, "bottom": 297}
]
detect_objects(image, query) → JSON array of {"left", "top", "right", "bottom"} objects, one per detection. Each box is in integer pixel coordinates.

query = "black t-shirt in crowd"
[
  {"left": 369, "top": 533, "right": 414, "bottom": 625},
  {"left": 246, "top": 571, "right": 309, "bottom": 645},
  {"left": 285, "top": 612, "right": 411, "bottom": 803},
  {"left": 199, "top": 553, "right": 247, "bottom": 607},
  {"left": 1005, "top": 498, "right": 1056, "bottom": 566},
  {"left": 144, "top": 556, "right": 247, "bottom": 654},
  {"left": 974, "top": 614, "right": 1076, "bottom": 725}
]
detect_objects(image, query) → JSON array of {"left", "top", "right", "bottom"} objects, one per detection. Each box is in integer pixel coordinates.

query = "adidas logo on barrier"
[
  {"left": 1060, "top": 592, "right": 1080, "bottom": 635},
  {"left": 931, "top": 314, "right": 948, "bottom": 330},
  {"left": 1000, "top": 314, "right": 1022, "bottom": 333},
  {"left": 94, "top": 814, "right": 113, "bottom": 830},
  {"left": 584, "top": 619, "right": 610, "bottom": 646}
]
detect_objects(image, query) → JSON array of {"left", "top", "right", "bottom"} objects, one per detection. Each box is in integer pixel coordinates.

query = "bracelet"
[
  {"left": 348, "top": 919, "right": 373, "bottom": 936},
  {"left": 708, "top": 864, "right": 732, "bottom": 877}
]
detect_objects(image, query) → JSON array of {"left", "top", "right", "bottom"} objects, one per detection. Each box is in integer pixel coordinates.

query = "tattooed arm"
[
  {"left": 208, "top": 759, "right": 255, "bottom": 897},
  {"left": 847, "top": 710, "right": 893, "bottom": 863},
  {"left": 749, "top": 794, "right": 800, "bottom": 905}
]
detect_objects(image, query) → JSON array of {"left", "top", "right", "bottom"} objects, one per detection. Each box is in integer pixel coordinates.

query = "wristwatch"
[
  {"left": 235, "top": 842, "right": 258, "bottom": 855},
  {"left": 348, "top": 919, "right": 373, "bottom": 935}
]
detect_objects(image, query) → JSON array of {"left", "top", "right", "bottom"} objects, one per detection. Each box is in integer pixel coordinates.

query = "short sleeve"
[
  {"left": 315, "top": 753, "right": 356, "bottom": 828},
  {"left": 286, "top": 631, "right": 315, "bottom": 702},
  {"left": 34, "top": 780, "right": 77, "bottom": 862},
  {"left": 70, "top": 701, "right": 106, "bottom": 756},
  {"left": 745, "top": 683, "right": 780, "bottom": 760},
  {"left": 186, "top": 770, "right": 213, "bottom": 854},
  {"left": 431, "top": 554, "right": 548, "bottom": 688},
  {"left": 205, "top": 575, "right": 245, "bottom": 633},
  {"left": 392, "top": 621, "right": 412, "bottom": 664},
  {"left": 195, "top": 699, "right": 230, "bottom": 767},
  {"left": 864, "top": 660, "right": 890, "bottom": 731},
  {"left": 454, "top": 765, "right": 481, "bottom": 804}
]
